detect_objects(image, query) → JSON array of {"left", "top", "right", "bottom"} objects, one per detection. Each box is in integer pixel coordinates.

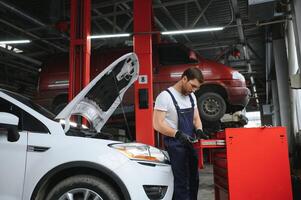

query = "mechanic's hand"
[
  {"left": 175, "top": 130, "right": 195, "bottom": 146},
  {"left": 196, "top": 129, "right": 210, "bottom": 140}
]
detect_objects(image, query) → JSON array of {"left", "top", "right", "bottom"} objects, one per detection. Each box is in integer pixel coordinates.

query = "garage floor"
[{"left": 198, "top": 164, "right": 215, "bottom": 200}]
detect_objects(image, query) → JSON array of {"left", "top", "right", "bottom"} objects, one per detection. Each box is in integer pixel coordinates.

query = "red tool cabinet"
[{"left": 212, "top": 127, "right": 293, "bottom": 200}]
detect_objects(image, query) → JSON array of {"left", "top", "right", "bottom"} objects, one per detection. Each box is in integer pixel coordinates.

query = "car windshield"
[
  {"left": 1, "top": 90, "right": 55, "bottom": 120},
  {"left": 158, "top": 44, "right": 199, "bottom": 65}
]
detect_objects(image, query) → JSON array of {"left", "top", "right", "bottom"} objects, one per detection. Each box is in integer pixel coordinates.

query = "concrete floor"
[{"left": 198, "top": 164, "right": 215, "bottom": 200}]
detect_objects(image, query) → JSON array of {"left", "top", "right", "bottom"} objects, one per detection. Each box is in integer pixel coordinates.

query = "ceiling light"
[
  {"left": 88, "top": 33, "right": 130, "bottom": 39},
  {"left": 161, "top": 27, "right": 224, "bottom": 35},
  {"left": 0, "top": 40, "right": 31, "bottom": 44},
  {"left": 88, "top": 27, "right": 224, "bottom": 39},
  {"left": 0, "top": 44, "right": 23, "bottom": 53}
]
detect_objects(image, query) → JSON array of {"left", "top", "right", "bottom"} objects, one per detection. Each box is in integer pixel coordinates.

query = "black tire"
[
  {"left": 53, "top": 103, "right": 67, "bottom": 115},
  {"left": 197, "top": 92, "right": 226, "bottom": 122},
  {"left": 45, "top": 175, "right": 121, "bottom": 200}
]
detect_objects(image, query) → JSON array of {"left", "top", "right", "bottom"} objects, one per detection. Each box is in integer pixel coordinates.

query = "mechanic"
[{"left": 153, "top": 67, "right": 209, "bottom": 200}]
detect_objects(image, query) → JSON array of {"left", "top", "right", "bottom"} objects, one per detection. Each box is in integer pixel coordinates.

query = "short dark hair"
[{"left": 181, "top": 67, "right": 204, "bottom": 83}]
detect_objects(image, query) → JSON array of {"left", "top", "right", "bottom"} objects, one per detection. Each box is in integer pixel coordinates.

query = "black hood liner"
[{"left": 86, "top": 59, "right": 132, "bottom": 112}]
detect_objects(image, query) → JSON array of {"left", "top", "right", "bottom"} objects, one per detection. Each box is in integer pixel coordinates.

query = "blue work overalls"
[{"left": 164, "top": 89, "right": 199, "bottom": 200}]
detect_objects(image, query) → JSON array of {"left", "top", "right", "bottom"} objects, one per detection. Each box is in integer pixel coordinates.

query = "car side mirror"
[{"left": 0, "top": 112, "right": 20, "bottom": 142}]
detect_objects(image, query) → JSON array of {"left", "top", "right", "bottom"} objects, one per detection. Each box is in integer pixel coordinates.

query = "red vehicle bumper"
[{"left": 226, "top": 86, "right": 250, "bottom": 108}]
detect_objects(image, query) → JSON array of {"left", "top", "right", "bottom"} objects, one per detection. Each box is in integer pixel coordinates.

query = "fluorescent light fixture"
[
  {"left": 88, "top": 33, "right": 130, "bottom": 39},
  {"left": 162, "top": 27, "right": 224, "bottom": 35},
  {"left": 0, "top": 40, "right": 31, "bottom": 44},
  {"left": 0, "top": 44, "right": 23, "bottom": 53},
  {"left": 88, "top": 27, "right": 223, "bottom": 39}
]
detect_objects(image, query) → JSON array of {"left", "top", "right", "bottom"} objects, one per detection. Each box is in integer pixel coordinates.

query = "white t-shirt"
[{"left": 154, "top": 87, "right": 197, "bottom": 129}]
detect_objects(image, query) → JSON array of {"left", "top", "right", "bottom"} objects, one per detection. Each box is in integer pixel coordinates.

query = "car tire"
[
  {"left": 45, "top": 175, "right": 121, "bottom": 200},
  {"left": 53, "top": 102, "right": 67, "bottom": 115},
  {"left": 197, "top": 92, "right": 226, "bottom": 122}
]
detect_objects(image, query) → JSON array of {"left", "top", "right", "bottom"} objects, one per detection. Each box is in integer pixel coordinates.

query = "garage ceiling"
[{"left": 0, "top": 0, "right": 287, "bottom": 111}]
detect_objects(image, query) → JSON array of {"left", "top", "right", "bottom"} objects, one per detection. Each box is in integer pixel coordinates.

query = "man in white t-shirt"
[{"left": 153, "top": 67, "right": 209, "bottom": 200}]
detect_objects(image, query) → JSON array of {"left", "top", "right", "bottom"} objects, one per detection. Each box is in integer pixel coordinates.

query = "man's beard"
[{"left": 181, "top": 86, "right": 189, "bottom": 96}]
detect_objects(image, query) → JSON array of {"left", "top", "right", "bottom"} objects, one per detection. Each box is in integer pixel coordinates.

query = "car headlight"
[
  {"left": 232, "top": 71, "right": 245, "bottom": 81},
  {"left": 109, "top": 143, "right": 169, "bottom": 164}
]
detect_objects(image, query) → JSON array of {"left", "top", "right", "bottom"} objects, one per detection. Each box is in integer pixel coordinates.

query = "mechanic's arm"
[
  {"left": 193, "top": 108, "right": 203, "bottom": 130},
  {"left": 153, "top": 109, "right": 177, "bottom": 137}
]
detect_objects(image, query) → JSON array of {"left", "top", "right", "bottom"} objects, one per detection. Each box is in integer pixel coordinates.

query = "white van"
[{"left": 0, "top": 53, "right": 173, "bottom": 200}]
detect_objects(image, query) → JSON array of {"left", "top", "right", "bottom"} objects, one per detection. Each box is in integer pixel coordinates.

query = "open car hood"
[{"left": 55, "top": 53, "right": 139, "bottom": 133}]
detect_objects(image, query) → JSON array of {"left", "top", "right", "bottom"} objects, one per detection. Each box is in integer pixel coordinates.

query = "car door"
[{"left": 0, "top": 97, "right": 27, "bottom": 200}]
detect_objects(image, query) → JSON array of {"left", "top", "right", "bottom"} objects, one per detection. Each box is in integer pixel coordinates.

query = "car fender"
[{"left": 30, "top": 161, "right": 130, "bottom": 200}]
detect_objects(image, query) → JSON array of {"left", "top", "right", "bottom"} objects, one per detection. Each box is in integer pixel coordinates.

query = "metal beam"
[
  {"left": 291, "top": 0, "right": 301, "bottom": 71},
  {"left": 69, "top": 0, "right": 91, "bottom": 101},
  {"left": 0, "top": 1, "right": 45, "bottom": 27},
  {"left": 154, "top": 0, "right": 196, "bottom": 8},
  {"left": 0, "top": 19, "right": 67, "bottom": 52},
  {"left": 0, "top": 62, "right": 37, "bottom": 76},
  {"left": 107, "top": 1, "right": 177, "bottom": 43},
  {"left": 92, "top": 2, "right": 131, "bottom": 49},
  {"left": 0, "top": 46, "right": 42, "bottom": 66},
  {"left": 0, "top": 1, "right": 69, "bottom": 41},
  {"left": 191, "top": 33, "right": 263, "bottom": 48},
  {"left": 196, "top": 45, "right": 230, "bottom": 50},
  {"left": 93, "top": 9, "right": 122, "bottom": 32},
  {"left": 134, "top": 0, "right": 154, "bottom": 145},
  {"left": 93, "top": 0, "right": 131, "bottom": 9},
  {"left": 92, "top": 19, "right": 106, "bottom": 34},
  {"left": 93, "top": 0, "right": 195, "bottom": 9},
  {"left": 246, "top": 42, "right": 264, "bottom": 63},
  {"left": 190, "top": 0, "right": 213, "bottom": 28},
  {"left": 6, "top": 59, "right": 39, "bottom": 73},
  {"left": 92, "top": 9, "right": 131, "bottom": 20},
  {"left": 228, "top": 59, "right": 258, "bottom": 67},
  {"left": 154, "top": 0, "right": 191, "bottom": 42},
  {"left": 118, "top": 3, "right": 136, "bottom": 31},
  {"left": 273, "top": 39, "right": 293, "bottom": 151},
  {"left": 119, "top": 1, "right": 170, "bottom": 39},
  {"left": 265, "top": 30, "right": 272, "bottom": 104},
  {"left": 231, "top": 0, "right": 258, "bottom": 106},
  {"left": 193, "top": 0, "right": 224, "bottom": 53},
  {"left": 185, "top": 2, "right": 188, "bottom": 28},
  {"left": 92, "top": 0, "right": 197, "bottom": 20}
]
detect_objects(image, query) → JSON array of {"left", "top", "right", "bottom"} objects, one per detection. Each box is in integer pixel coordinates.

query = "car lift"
[
  {"left": 133, "top": 0, "right": 155, "bottom": 146},
  {"left": 196, "top": 126, "right": 293, "bottom": 200},
  {"left": 69, "top": 0, "right": 91, "bottom": 100}
]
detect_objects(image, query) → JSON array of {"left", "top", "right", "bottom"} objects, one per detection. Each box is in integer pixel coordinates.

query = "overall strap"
[
  {"left": 165, "top": 89, "right": 180, "bottom": 111},
  {"left": 188, "top": 94, "right": 195, "bottom": 108}
]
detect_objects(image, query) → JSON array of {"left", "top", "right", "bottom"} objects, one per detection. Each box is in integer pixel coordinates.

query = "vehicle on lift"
[
  {"left": 0, "top": 53, "right": 173, "bottom": 200},
  {"left": 35, "top": 42, "right": 250, "bottom": 123}
]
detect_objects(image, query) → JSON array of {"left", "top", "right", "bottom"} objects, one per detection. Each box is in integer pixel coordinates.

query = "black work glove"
[
  {"left": 196, "top": 129, "right": 210, "bottom": 140},
  {"left": 175, "top": 130, "right": 195, "bottom": 146}
]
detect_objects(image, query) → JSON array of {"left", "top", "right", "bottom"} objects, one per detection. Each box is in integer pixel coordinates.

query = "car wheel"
[
  {"left": 197, "top": 92, "right": 226, "bottom": 122},
  {"left": 45, "top": 175, "right": 121, "bottom": 200},
  {"left": 53, "top": 102, "right": 67, "bottom": 115}
]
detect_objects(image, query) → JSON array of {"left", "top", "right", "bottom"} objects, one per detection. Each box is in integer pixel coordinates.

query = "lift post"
[
  {"left": 69, "top": 0, "right": 91, "bottom": 101},
  {"left": 133, "top": 0, "right": 154, "bottom": 145}
]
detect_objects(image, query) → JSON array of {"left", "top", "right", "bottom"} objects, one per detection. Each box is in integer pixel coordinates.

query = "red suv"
[{"left": 35, "top": 43, "right": 250, "bottom": 122}]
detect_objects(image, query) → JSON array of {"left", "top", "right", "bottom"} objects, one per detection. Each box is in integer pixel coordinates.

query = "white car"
[{"left": 0, "top": 53, "right": 173, "bottom": 200}]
